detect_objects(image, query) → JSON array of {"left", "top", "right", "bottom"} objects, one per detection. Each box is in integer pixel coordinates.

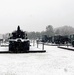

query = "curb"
[{"left": 58, "top": 46, "right": 74, "bottom": 51}]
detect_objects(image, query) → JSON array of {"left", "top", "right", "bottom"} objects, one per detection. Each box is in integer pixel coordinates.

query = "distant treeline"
[
  {"left": 27, "top": 25, "right": 74, "bottom": 39},
  {"left": 1, "top": 25, "right": 74, "bottom": 40}
]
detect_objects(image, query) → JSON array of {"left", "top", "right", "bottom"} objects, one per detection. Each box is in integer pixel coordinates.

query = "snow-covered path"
[{"left": 0, "top": 44, "right": 74, "bottom": 75}]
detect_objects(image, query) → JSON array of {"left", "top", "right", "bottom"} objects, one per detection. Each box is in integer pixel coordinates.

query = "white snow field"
[{"left": 0, "top": 43, "right": 74, "bottom": 75}]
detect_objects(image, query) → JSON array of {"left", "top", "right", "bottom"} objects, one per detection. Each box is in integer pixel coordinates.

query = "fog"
[{"left": 0, "top": 0, "right": 74, "bottom": 33}]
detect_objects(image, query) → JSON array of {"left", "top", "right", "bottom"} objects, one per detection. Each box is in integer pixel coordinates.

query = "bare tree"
[{"left": 45, "top": 25, "right": 54, "bottom": 36}]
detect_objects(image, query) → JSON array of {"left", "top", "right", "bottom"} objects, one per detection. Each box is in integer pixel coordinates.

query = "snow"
[
  {"left": 0, "top": 43, "right": 74, "bottom": 75},
  {"left": 59, "top": 45, "right": 74, "bottom": 49},
  {"left": 0, "top": 47, "right": 8, "bottom": 51},
  {"left": 0, "top": 43, "right": 42, "bottom": 52}
]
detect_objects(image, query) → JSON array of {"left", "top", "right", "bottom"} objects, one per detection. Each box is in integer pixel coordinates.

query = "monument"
[{"left": 9, "top": 26, "right": 30, "bottom": 53}]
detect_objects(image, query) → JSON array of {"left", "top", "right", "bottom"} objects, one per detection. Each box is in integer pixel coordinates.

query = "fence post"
[
  {"left": 37, "top": 40, "right": 38, "bottom": 48},
  {"left": 42, "top": 42, "right": 44, "bottom": 50},
  {"left": 33, "top": 40, "right": 35, "bottom": 46}
]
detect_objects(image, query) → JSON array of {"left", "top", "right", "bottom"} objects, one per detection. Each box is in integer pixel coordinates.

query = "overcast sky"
[{"left": 0, "top": 0, "right": 74, "bottom": 33}]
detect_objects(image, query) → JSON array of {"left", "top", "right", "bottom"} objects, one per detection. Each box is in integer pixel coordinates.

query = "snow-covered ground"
[
  {"left": 59, "top": 45, "right": 74, "bottom": 49},
  {"left": 0, "top": 43, "right": 74, "bottom": 75},
  {"left": 0, "top": 43, "right": 42, "bottom": 52}
]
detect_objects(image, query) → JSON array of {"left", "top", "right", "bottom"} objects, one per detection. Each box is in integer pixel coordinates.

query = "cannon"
[{"left": 9, "top": 26, "right": 30, "bottom": 53}]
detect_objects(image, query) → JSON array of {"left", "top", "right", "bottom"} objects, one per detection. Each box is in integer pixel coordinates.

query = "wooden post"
[
  {"left": 67, "top": 41, "right": 68, "bottom": 48},
  {"left": 33, "top": 40, "right": 35, "bottom": 46},
  {"left": 42, "top": 42, "right": 44, "bottom": 50},
  {"left": 36, "top": 39, "right": 39, "bottom": 48}
]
